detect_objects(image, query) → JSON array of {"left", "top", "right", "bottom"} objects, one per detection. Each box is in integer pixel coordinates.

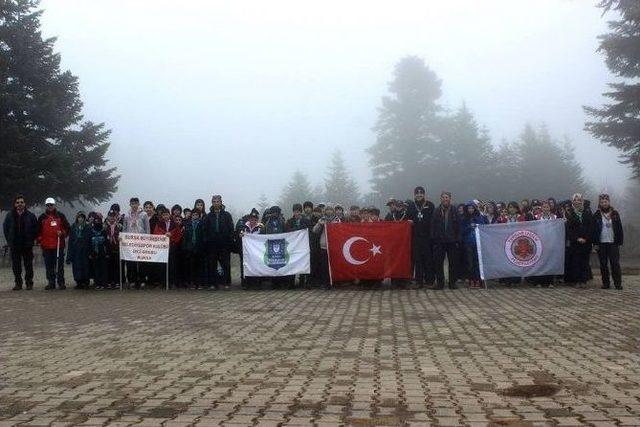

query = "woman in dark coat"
[
  {"left": 66, "top": 212, "right": 92, "bottom": 289},
  {"left": 564, "top": 193, "right": 594, "bottom": 287}
]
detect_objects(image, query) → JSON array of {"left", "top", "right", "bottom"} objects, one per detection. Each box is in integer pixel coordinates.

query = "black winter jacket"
[
  {"left": 3, "top": 209, "right": 38, "bottom": 247},
  {"left": 202, "top": 208, "right": 235, "bottom": 248},
  {"left": 407, "top": 200, "right": 435, "bottom": 238},
  {"left": 430, "top": 205, "right": 460, "bottom": 243},
  {"left": 592, "top": 209, "right": 624, "bottom": 246}
]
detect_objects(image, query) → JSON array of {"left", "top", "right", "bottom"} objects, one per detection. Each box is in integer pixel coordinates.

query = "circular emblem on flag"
[{"left": 504, "top": 230, "right": 543, "bottom": 267}]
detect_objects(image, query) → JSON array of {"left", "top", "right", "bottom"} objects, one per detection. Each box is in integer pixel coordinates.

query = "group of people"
[{"left": 2, "top": 187, "right": 624, "bottom": 291}]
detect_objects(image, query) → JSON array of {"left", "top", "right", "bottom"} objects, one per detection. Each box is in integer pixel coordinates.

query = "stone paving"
[{"left": 0, "top": 274, "right": 639, "bottom": 427}]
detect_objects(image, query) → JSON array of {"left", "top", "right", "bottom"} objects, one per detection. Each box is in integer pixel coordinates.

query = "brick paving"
[{"left": 0, "top": 274, "right": 639, "bottom": 426}]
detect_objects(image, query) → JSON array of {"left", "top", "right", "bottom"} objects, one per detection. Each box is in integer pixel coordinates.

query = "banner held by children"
[
  {"left": 119, "top": 232, "right": 170, "bottom": 290},
  {"left": 475, "top": 219, "right": 565, "bottom": 281},
  {"left": 242, "top": 229, "right": 310, "bottom": 276}
]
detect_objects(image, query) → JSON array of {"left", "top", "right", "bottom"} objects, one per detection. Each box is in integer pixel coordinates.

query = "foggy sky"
[{"left": 39, "top": 0, "right": 630, "bottom": 214}]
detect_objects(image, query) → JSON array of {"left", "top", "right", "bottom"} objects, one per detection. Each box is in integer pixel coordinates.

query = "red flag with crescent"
[{"left": 326, "top": 222, "right": 412, "bottom": 283}]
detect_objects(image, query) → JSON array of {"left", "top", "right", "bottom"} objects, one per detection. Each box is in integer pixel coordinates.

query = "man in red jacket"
[{"left": 37, "top": 197, "right": 70, "bottom": 290}]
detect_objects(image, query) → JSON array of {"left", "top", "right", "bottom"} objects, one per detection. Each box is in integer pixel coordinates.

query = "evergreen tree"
[
  {"left": 0, "top": 0, "right": 119, "bottom": 210},
  {"left": 279, "top": 170, "right": 313, "bottom": 212},
  {"left": 256, "top": 193, "right": 269, "bottom": 214},
  {"left": 511, "top": 125, "right": 590, "bottom": 200},
  {"left": 436, "top": 104, "right": 495, "bottom": 201},
  {"left": 368, "top": 56, "right": 444, "bottom": 199},
  {"left": 585, "top": 0, "right": 640, "bottom": 178},
  {"left": 324, "top": 150, "right": 360, "bottom": 205}
]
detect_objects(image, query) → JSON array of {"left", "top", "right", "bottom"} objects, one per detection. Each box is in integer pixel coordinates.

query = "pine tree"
[
  {"left": 324, "top": 150, "right": 360, "bottom": 205},
  {"left": 513, "top": 125, "right": 590, "bottom": 200},
  {"left": 0, "top": 0, "right": 119, "bottom": 210},
  {"left": 368, "top": 56, "right": 444, "bottom": 199},
  {"left": 584, "top": 0, "right": 640, "bottom": 178},
  {"left": 279, "top": 170, "right": 313, "bottom": 212}
]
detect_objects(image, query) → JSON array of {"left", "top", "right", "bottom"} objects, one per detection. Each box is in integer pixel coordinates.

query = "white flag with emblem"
[
  {"left": 242, "top": 229, "right": 310, "bottom": 277},
  {"left": 475, "top": 219, "right": 565, "bottom": 280}
]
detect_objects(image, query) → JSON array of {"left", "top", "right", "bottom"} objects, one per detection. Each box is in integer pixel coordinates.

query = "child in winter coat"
[
  {"left": 66, "top": 212, "right": 92, "bottom": 289},
  {"left": 90, "top": 217, "right": 108, "bottom": 289},
  {"left": 461, "top": 202, "right": 487, "bottom": 289},
  {"left": 181, "top": 209, "right": 204, "bottom": 289},
  {"left": 104, "top": 210, "right": 122, "bottom": 289},
  {"left": 153, "top": 207, "right": 183, "bottom": 288}
]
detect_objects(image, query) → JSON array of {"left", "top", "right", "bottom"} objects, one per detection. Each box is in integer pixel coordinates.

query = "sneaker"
[
  {"left": 58, "top": 284, "right": 66, "bottom": 290},
  {"left": 44, "top": 284, "right": 55, "bottom": 290},
  {"left": 12, "top": 284, "right": 23, "bottom": 291},
  {"left": 25, "top": 283, "right": 33, "bottom": 290},
  {"left": 224, "top": 285, "right": 230, "bottom": 290},
  {"left": 96, "top": 285, "right": 104, "bottom": 290}
]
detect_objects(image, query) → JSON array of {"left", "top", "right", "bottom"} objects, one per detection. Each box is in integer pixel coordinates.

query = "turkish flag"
[{"left": 326, "top": 222, "right": 412, "bottom": 283}]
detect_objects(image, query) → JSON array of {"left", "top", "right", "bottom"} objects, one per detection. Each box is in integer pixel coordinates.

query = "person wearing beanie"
[
  {"left": 592, "top": 193, "right": 624, "bottom": 289},
  {"left": 37, "top": 197, "right": 70, "bottom": 290},
  {"left": 104, "top": 210, "right": 123, "bottom": 289},
  {"left": 285, "top": 203, "right": 311, "bottom": 288},
  {"left": 3, "top": 195, "right": 38, "bottom": 290},
  {"left": 66, "top": 211, "right": 92, "bottom": 289},
  {"left": 461, "top": 201, "right": 487, "bottom": 289},
  {"left": 430, "top": 191, "right": 460, "bottom": 290},
  {"left": 237, "top": 208, "right": 264, "bottom": 288},
  {"left": 312, "top": 204, "right": 341, "bottom": 287}
]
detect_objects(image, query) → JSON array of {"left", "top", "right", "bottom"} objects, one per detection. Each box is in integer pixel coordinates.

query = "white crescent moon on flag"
[{"left": 342, "top": 236, "right": 370, "bottom": 265}]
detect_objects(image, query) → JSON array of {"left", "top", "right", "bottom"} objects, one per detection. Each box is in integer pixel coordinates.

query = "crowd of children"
[{"left": 3, "top": 189, "right": 625, "bottom": 291}]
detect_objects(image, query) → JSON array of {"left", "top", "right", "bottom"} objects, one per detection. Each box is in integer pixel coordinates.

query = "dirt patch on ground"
[
  {"left": 499, "top": 384, "right": 561, "bottom": 398},
  {"left": 145, "top": 401, "right": 189, "bottom": 418}
]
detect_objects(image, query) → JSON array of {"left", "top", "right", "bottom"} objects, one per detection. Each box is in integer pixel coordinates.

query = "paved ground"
[{"left": 0, "top": 269, "right": 639, "bottom": 427}]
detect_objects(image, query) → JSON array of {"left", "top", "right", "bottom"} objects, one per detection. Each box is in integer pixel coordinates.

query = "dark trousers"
[
  {"left": 412, "top": 237, "right": 433, "bottom": 284},
  {"left": 181, "top": 251, "right": 203, "bottom": 286},
  {"left": 106, "top": 253, "right": 120, "bottom": 286},
  {"left": 208, "top": 246, "right": 231, "bottom": 286},
  {"left": 11, "top": 245, "right": 34, "bottom": 286},
  {"left": 597, "top": 243, "right": 622, "bottom": 288},
  {"left": 43, "top": 247, "right": 65, "bottom": 286},
  {"left": 464, "top": 243, "right": 480, "bottom": 280},
  {"left": 126, "top": 261, "right": 140, "bottom": 285},
  {"left": 433, "top": 241, "right": 457, "bottom": 288},
  {"left": 94, "top": 256, "right": 108, "bottom": 287},
  {"left": 566, "top": 243, "right": 591, "bottom": 283},
  {"left": 318, "top": 249, "right": 330, "bottom": 286}
]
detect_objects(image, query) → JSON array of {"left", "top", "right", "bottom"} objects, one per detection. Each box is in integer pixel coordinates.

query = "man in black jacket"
[
  {"left": 407, "top": 186, "right": 435, "bottom": 287},
  {"left": 592, "top": 194, "right": 624, "bottom": 289},
  {"left": 565, "top": 193, "right": 594, "bottom": 287},
  {"left": 202, "top": 195, "right": 234, "bottom": 289},
  {"left": 430, "top": 191, "right": 460, "bottom": 289},
  {"left": 3, "top": 195, "right": 39, "bottom": 290}
]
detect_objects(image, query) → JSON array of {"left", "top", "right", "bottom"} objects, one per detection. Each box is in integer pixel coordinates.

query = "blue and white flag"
[
  {"left": 242, "top": 229, "right": 310, "bottom": 277},
  {"left": 475, "top": 219, "right": 565, "bottom": 280}
]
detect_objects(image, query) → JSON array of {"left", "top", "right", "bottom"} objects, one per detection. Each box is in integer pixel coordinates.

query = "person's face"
[
  {"left": 172, "top": 209, "right": 181, "bottom": 217},
  {"left": 572, "top": 197, "right": 583, "bottom": 210},
  {"left": 130, "top": 201, "right": 139, "bottom": 212},
  {"left": 192, "top": 212, "right": 200, "bottom": 221},
  {"left": 336, "top": 208, "right": 344, "bottom": 217},
  {"left": 441, "top": 194, "right": 451, "bottom": 207},
  {"left": 350, "top": 209, "right": 359, "bottom": 217},
  {"left": 542, "top": 203, "right": 551, "bottom": 214},
  {"left": 304, "top": 206, "right": 312, "bottom": 214},
  {"left": 161, "top": 212, "right": 171, "bottom": 222},
  {"left": 508, "top": 205, "right": 517, "bottom": 215},
  {"left": 107, "top": 216, "right": 116, "bottom": 224},
  {"left": 249, "top": 216, "right": 258, "bottom": 225},
  {"left": 77, "top": 216, "right": 85, "bottom": 225},
  {"left": 14, "top": 198, "right": 25, "bottom": 210},
  {"left": 184, "top": 211, "right": 192, "bottom": 220},
  {"left": 144, "top": 204, "right": 154, "bottom": 216},
  {"left": 548, "top": 200, "right": 555, "bottom": 209},
  {"left": 487, "top": 205, "right": 495, "bottom": 215},
  {"left": 414, "top": 191, "right": 425, "bottom": 201},
  {"left": 293, "top": 210, "right": 302, "bottom": 218},
  {"left": 521, "top": 200, "right": 529, "bottom": 208},
  {"left": 466, "top": 205, "right": 475, "bottom": 215},
  {"left": 599, "top": 198, "right": 610, "bottom": 210},
  {"left": 500, "top": 208, "right": 508, "bottom": 216},
  {"left": 196, "top": 201, "right": 204, "bottom": 211},
  {"left": 174, "top": 216, "right": 182, "bottom": 225},
  {"left": 46, "top": 203, "right": 55, "bottom": 213},
  {"left": 457, "top": 205, "right": 464, "bottom": 215},
  {"left": 325, "top": 208, "right": 334, "bottom": 217},
  {"left": 388, "top": 204, "right": 396, "bottom": 212},
  {"left": 212, "top": 199, "right": 222, "bottom": 210}
]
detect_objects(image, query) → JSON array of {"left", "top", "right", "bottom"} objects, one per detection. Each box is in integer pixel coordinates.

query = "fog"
[{"left": 39, "top": 0, "right": 630, "bottom": 213}]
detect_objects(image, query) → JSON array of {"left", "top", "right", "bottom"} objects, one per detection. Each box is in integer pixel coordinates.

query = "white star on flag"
[{"left": 370, "top": 244, "right": 382, "bottom": 256}]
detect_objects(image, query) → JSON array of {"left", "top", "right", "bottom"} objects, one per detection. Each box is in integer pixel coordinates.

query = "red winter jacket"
[
  {"left": 37, "top": 210, "right": 70, "bottom": 250},
  {"left": 153, "top": 220, "right": 183, "bottom": 247}
]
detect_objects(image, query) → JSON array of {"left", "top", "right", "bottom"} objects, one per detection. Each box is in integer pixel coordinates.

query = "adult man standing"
[
  {"left": 565, "top": 193, "right": 594, "bottom": 288},
  {"left": 592, "top": 193, "right": 623, "bottom": 289},
  {"left": 37, "top": 197, "right": 70, "bottom": 290},
  {"left": 3, "top": 195, "right": 38, "bottom": 290},
  {"left": 430, "top": 191, "right": 460, "bottom": 290},
  {"left": 123, "top": 197, "right": 150, "bottom": 288},
  {"left": 407, "top": 186, "right": 435, "bottom": 287},
  {"left": 202, "top": 195, "right": 234, "bottom": 289}
]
